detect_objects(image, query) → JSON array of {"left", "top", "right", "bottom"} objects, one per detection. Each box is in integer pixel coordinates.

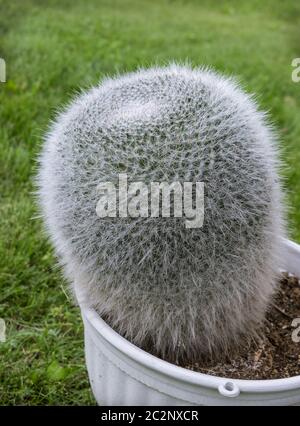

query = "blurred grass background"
[{"left": 0, "top": 0, "right": 299, "bottom": 405}]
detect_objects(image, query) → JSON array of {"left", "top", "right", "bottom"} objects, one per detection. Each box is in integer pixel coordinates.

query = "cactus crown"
[{"left": 37, "top": 64, "right": 285, "bottom": 362}]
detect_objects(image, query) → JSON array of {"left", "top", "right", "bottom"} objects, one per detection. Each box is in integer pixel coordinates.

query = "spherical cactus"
[{"left": 37, "top": 64, "right": 286, "bottom": 362}]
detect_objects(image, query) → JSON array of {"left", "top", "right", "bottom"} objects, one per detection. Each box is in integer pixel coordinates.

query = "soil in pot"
[
  {"left": 102, "top": 273, "right": 300, "bottom": 380},
  {"left": 184, "top": 273, "right": 300, "bottom": 379}
]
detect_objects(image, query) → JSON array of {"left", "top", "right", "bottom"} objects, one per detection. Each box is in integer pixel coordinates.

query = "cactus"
[{"left": 37, "top": 64, "right": 286, "bottom": 362}]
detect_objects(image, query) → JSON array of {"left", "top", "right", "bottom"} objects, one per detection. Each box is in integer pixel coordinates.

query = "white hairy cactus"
[{"left": 37, "top": 64, "right": 286, "bottom": 362}]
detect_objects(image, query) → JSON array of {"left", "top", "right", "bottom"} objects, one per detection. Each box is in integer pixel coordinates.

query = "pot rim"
[{"left": 78, "top": 238, "right": 300, "bottom": 395}]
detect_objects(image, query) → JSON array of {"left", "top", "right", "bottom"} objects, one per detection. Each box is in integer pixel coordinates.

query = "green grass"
[{"left": 0, "top": 0, "right": 300, "bottom": 405}]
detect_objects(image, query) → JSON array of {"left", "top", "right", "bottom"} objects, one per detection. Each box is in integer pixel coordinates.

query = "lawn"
[{"left": 0, "top": 0, "right": 299, "bottom": 405}]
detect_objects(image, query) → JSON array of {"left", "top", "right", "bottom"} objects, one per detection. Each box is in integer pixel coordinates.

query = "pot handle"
[{"left": 218, "top": 381, "right": 240, "bottom": 398}]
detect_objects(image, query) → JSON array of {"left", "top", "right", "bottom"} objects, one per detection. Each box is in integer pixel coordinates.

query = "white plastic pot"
[{"left": 76, "top": 239, "right": 300, "bottom": 406}]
